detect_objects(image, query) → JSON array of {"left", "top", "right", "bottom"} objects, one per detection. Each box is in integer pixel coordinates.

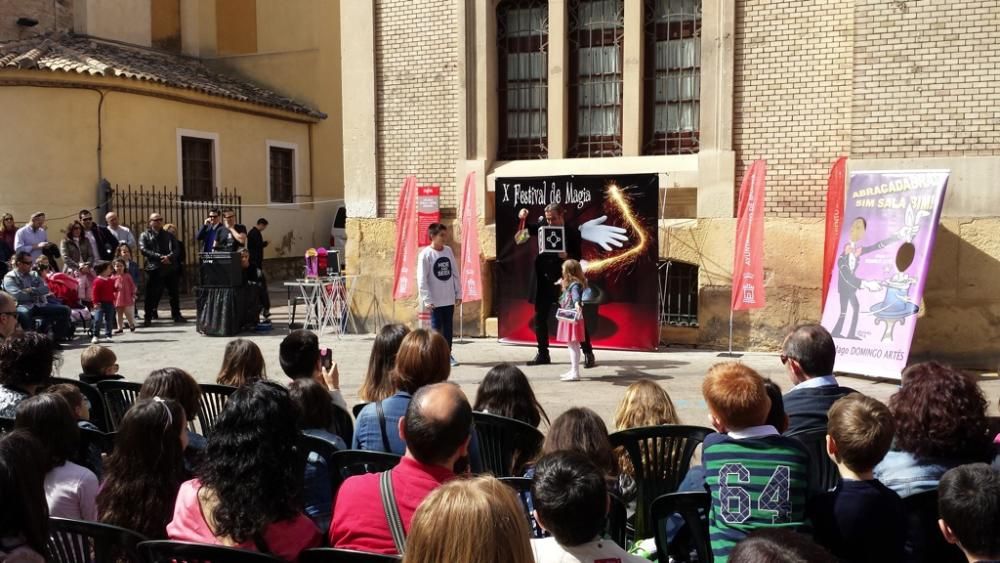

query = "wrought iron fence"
[
  {"left": 110, "top": 184, "right": 242, "bottom": 291},
  {"left": 659, "top": 259, "right": 699, "bottom": 327}
]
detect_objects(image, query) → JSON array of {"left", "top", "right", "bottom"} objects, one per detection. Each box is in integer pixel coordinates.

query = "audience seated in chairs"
[
  {"left": 403, "top": 475, "right": 533, "bottom": 563},
  {"left": 98, "top": 398, "right": 188, "bottom": 539},
  {"left": 474, "top": 362, "right": 550, "bottom": 429},
  {"left": 780, "top": 324, "right": 856, "bottom": 434},
  {"left": 0, "top": 429, "right": 49, "bottom": 563},
  {"left": 874, "top": 361, "right": 993, "bottom": 498},
  {"left": 353, "top": 329, "right": 450, "bottom": 454},
  {"left": 2, "top": 251, "right": 72, "bottom": 341},
  {"left": 0, "top": 332, "right": 58, "bottom": 418},
  {"left": 167, "top": 381, "right": 322, "bottom": 560},
  {"left": 15, "top": 392, "right": 99, "bottom": 521},
  {"left": 808, "top": 393, "right": 906, "bottom": 562},
  {"left": 530, "top": 450, "right": 646, "bottom": 563},
  {"left": 329, "top": 382, "right": 472, "bottom": 556},
  {"left": 289, "top": 378, "right": 347, "bottom": 532},
  {"left": 359, "top": 323, "right": 411, "bottom": 403},
  {"left": 78, "top": 344, "right": 123, "bottom": 385},
  {"left": 216, "top": 338, "right": 267, "bottom": 388}
]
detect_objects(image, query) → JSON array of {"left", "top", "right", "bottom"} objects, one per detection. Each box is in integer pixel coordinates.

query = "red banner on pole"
[
  {"left": 459, "top": 172, "right": 483, "bottom": 302},
  {"left": 417, "top": 185, "right": 441, "bottom": 247},
  {"left": 392, "top": 176, "right": 418, "bottom": 300},
  {"left": 821, "top": 156, "right": 847, "bottom": 311},
  {"left": 731, "top": 160, "right": 767, "bottom": 311}
]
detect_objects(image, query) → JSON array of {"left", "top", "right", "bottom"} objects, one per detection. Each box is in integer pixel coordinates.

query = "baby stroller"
[{"left": 46, "top": 272, "right": 92, "bottom": 334}]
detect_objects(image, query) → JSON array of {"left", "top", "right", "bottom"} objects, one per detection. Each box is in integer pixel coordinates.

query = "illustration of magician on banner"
[{"left": 821, "top": 170, "right": 949, "bottom": 379}]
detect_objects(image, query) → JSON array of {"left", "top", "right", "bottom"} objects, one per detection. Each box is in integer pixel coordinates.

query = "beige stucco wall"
[
  {"left": 75, "top": 0, "right": 152, "bottom": 47},
  {"left": 0, "top": 79, "right": 328, "bottom": 259}
]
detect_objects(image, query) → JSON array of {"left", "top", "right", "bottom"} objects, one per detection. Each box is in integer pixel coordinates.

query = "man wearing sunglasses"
[
  {"left": 1, "top": 251, "right": 72, "bottom": 338},
  {"left": 78, "top": 209, "right": 118, "bottom": 261},
  {"left": 139, "top": 213, "right": 186, "bottom": 326},
  {"left": 196, "top": 208, "right": 225, "bottom": 253},
  {"left": 0, "top": 292, "right": 19, "bottom": 341}
]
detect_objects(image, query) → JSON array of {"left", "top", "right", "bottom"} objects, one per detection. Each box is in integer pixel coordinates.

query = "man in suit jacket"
[
  {"left": 781, "top": 323, "right": 856, "bottom": 434},
  {"left": 831, "top": 217, "right": 895, "bottom": 340}
]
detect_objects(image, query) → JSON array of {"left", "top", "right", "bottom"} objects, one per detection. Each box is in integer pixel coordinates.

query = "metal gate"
[{"left": 110, "top": 184, "right": 242, "bottom": 291}]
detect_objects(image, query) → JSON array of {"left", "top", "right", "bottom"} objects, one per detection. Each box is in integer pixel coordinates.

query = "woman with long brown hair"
[
  {"left": 352, "top": 328, "right": 450, "bottom": 454},
  {"left": 358, "top": 323, "right": 410, "bottom": 402},
  {"left": 98, "top": 398, "right": 188, "bottom": 538},
  {"left": 216, "top": 338, "right": 267, "bottom": 387},
  {"left": 403, "top": 476, "right": 534, "bottom": 563}
]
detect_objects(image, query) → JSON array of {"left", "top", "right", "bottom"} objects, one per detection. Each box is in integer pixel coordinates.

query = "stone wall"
[
  {"left": 373, "top": 0, "right": 461, "bottom": 216},
  {"left": 0, "top": 0, "right": 73, "bottom": 41}
]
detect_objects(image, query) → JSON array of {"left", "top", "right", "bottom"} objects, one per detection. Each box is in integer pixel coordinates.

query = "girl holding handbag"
[{"left": 555, "top": 259, "right": 587, "bottom": 382}]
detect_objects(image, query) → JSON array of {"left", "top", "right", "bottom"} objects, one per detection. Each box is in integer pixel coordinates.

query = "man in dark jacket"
[
  {"left": 246, "top": 218, "right": 270, "bottom": 319},
  {"left": 781, "top": 323, "right": 855, "bottom": 434},
  {"left": 79, "top": 209, "right": 118, "bottom": 261},
  {"left": 139, "top": 213, "right": 186, "bottom": 325}
]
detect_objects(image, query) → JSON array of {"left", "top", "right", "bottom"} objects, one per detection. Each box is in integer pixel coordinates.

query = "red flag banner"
[
  {"left": 821, "top": 157, "right": 847, "bottom": 310},
  {"left": 459, "top": 172, "right": 483, "bottom": 302},
  {"left": 392, "top": 176, "right": 418, "bottom": 300},
  {"left": 731, "top": 160, "right": 767, "bottom": 311}
]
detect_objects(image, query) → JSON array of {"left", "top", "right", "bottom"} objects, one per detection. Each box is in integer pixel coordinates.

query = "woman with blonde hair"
[
  {"left": 402, "top": 475, "right": 533, "bottom": 563},
  {"left": 613, "top": 379, "right": 681, "bottom": 501}
]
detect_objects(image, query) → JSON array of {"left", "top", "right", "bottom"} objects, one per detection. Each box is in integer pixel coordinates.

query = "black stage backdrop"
[{"left": 495, "top": 174, "right": 659, "bottom": 351}]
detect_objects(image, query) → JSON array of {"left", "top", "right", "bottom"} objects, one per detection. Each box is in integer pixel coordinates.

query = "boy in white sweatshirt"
[{"left": 417, "top": 223, "right": 461, "bottom": 366}]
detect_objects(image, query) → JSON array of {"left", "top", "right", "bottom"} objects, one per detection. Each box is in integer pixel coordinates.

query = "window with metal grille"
[
  {"left": 269, "top": 147, "right": 294, "bottom": 203},
  {"left": 643, "top": 0, "right": 701, "bottom": 155},
  {"left": 497, "top": 0, "right": 549, "bottom": 160},
  {"left": 568, "top": 0, "right": 624, "bottom": 158},
  {"left": 659, "top": 260, "right": 699, "bottom": 327},
  {"left": 181, "top": 137, "right": 214, "bottom": 201}
]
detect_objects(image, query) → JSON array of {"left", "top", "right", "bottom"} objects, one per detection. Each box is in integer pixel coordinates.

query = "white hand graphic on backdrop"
[{"left": 579, "top": 216, "right": 629, "bottom": 251}]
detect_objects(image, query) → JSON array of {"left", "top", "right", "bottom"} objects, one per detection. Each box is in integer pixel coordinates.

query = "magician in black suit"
[{"left": 517, "top": 203, "right": 597, "bottom": 368}]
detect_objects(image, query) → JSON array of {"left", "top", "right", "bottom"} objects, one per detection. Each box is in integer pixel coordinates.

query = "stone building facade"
[{"left": 342, "top": 0, "right": 1000, "bottom": 369}]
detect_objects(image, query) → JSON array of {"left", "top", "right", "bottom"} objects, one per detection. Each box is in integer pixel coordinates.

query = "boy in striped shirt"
[{"left": 701, "top": 362, "right": 809, "bottom": 562}]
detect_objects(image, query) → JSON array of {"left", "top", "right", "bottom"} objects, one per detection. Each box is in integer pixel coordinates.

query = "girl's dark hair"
[
  {"left": 14, "top": 393, "right": 79, "bottom": 471},
  {"left": 0, "top": 430, "right": 49, "bottom": 554},
  {"left": 0, "top": 332, "right": 59, "bottom": 390},
  {"left": 890, "top": 361, "right": 991, "bottom": 461},
  {"left": 359, "top": 323, "right": 411, "bottom": 402},
  {"left": 542, "top": 407, "right": 617, "bottom": 477},
  {"left": 97, "top": 398, "right": 187, "bottom": 539},
  {"left": 729, "top": 528, "right": 836, "bottom": 563},
  {"left": 198, "top": 381, "right": 302, "bottom": 543},
  {"left": 288, "top": 378, "right": 334, "bottom": 431},
  {"left": 216, "top": 339, "right": 267, "bottom": 387},
  {"left": 474, "top": 363, "right": 549, "bottom": 428},
  {"left": 139, "top": 368, "right": 202, "bottom": 421}
]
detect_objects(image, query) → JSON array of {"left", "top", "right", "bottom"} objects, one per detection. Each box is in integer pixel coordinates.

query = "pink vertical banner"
[
  {"left": 731, "top": 159, "right": 767, "bottom": 311},
  {"left": 821, "top": 170, "right": 949, "bottom": 379},
  {"left": 392, "top": 176, "right": 418, "bottom": 300},
  {"left": 822, "top": 157, "right": 847, "bottom": 311},
  {"left": 459, "top": 172, "right": 483, "bottom": 302}
]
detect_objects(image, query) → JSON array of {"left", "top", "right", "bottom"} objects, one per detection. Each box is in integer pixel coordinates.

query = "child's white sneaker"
[{"left": 559, "top": 371, "right": 581, "bottom": 382}]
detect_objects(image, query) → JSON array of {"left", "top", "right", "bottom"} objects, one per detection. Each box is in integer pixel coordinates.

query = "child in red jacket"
[{"left": 91, "top": 261, "right": 116, "bottom": 343}]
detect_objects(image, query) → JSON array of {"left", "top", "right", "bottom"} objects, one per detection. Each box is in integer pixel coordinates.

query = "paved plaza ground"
[{"left": 54, "top": 290, "right": 1000, "bottom": 427}]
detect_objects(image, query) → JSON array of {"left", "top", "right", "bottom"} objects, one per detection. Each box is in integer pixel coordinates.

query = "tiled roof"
[{"left": 0, "top": 33, "right": 325, "bottom": 119}]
